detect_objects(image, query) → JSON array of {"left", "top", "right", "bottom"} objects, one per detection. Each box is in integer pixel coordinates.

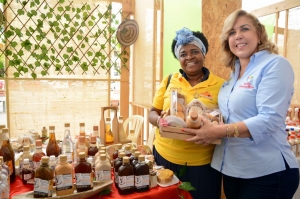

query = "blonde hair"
[{"left": 220, "top": 9, "right": 278, "bottom": 69}]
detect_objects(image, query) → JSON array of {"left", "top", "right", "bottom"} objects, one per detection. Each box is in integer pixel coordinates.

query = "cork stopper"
[
  {"left": 190, "top": 111, "right": 198, "bottom": 120},
  {"left": 23, "top": 145, "right": 30, "bottom": 152},
  {"left": 79, "top": 152, "right": 86, "bottom": 159},
  {"left": 2, "top": 128, "right": 8, "bottom": 133},
  {"left": 41, "top": 156, "right": 49, "bottom": 164},
  {"left": 79, "top": 136, "right": 85, "bottom": 143},
  {"left": 131, "top": 148, "right": 138, "bottom": 153},
  {"left": 90, "top": 136, "right": 96, "bottom": 142},
  {"left": 36, "top": 139, "right": 42, "bottom": 146},
  {"left": 138, "top": 155, "right": 145, "bottom": 162},
  {"left": 123, "top": 156, "right": 130, "bottom": 163},
  {"left": 100, "top": 147, "right": 106, "bottom": 152},
  {"left": 79, "top": 132, "right": 86, "bottom": 137},
  {"left": 115, "top": 143, "right": 122, "bottom": 150},
  {"left": 64, "top": 123, "right": 70, "bottom": 128},
  {"left": 105, "top": 117, "right": 111, "bottom": 122},
  {"left": 119, "top": 152, "right": 126, "bottom": 158},
  {"left": 80, "top": 123, "right": 85, "bottom": 127},
  {"left": 93, "top": 126, "right": 98, "bottom": 131},
  {"left": 118, "top": 149, "right": 124, "bottom": 156},
  {"left": 49, "top": 126, "right": 55, "bottom": 130},
  {"left": 99, "top": 150, "right": 106, "bottom": 155},
  {"left": 134, "top": 151, "right": 141, "bottom": 158},
  {"left": 124, "top": 144, "right": 131, "bottom": 151},
  {"left": 119, "top": 116, "right": 123, "bottom": 120},
  {"left": 59, "top": 155, "right": 67, "bottom": 163},
  {"left": 100, "top": 154, "right": 106, "bottom": 161}
]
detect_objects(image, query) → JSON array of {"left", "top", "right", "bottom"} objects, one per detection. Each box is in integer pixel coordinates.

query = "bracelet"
[
  {"left": 232, "top": 123, "right": 239, "bottom": 137},
  {"left": 225, "top": 124, "right": 231, "bottom": 138},
  {"left": 156, "top": 116, "right": 161, "bottom": 127}
]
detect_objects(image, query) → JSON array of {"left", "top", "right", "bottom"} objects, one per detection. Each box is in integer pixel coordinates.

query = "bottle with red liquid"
[
  {"left": 74, "top": 152, "right": 93, "bottom": 192},
  {"left": 46, "top": 126, "right": 60, "bottom": 157},
  {"left": 33, "top": 139, "right": 46, "bottom": 172}
]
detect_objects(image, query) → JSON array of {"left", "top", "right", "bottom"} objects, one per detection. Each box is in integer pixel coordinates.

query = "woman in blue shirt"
[{"left": 183, "top": 9, "right": 299, "bottom": 199}]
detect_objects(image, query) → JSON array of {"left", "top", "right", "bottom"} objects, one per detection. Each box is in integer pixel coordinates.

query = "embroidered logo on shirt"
[
  {"left": 239, "top": 76, "right": 254, "bottom": 89},
  {"left": 199, "top": 91, "right": 213, "bottom": 100}
]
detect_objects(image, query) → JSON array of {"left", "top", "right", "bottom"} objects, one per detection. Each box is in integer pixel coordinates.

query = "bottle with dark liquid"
[
  {"left": 21, "top": 158, "right": 34, "bottom": 184},
  {"left": 0, "top": 128, "right": 16, "bottom": 183},
  {"left": 74, "top": 152, "right": 93, "bottom": 192},
  {"left": 114, "top": 152, "right": 126, "bottom": 187},
  {"left": 88, "top": 136, "right": 98, "bottom": 159},
  {"left": 124, "top": 144, "right": 132, "bottom": 157},
  {"left": 131, "top": 151, "right": 141, "bottom": 168},
  {"left": 34, "top": 156, "right": 54, "bottom": 198},
  {"left": 129, "top": 148, "right": 138, "bottom": 164},
  {"left": 33, "top": 139, "right": 45, "bottom": 172},
  {"left": 46, "top": 126, "right": 60, "bottom": 157},
  {"left": 112, "top": 144, "right": 123, "bottom": 161},
  {"left": 134, "top": 155, "right": 149, "bottom": 192},
  {"left": 118, "top": 156, "right": 134, "bottom": 195}
]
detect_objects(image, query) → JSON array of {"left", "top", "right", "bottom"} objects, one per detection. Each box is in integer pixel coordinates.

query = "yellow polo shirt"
[{"left": 153, "top": 72, "right": 225, "bottom": 166}]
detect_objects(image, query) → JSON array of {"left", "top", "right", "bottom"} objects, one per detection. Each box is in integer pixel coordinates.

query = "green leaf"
[
  {"left": 34, "top": 61, "right": 41, "bottom": 67},
  {"left": 55, "top": 64, "right": 62, "bottom": 71},
  {"left": 31, "top": 73, "right": 37, "bottom": 79},
  {"left": 11, "top": 41, "right": 18, "bottom": 48},
  {"left": 77, "top": 35, "right": 82, "bottom": 41},
  {"left": 65, "top": 6, "right": 70, "bottom": 11},
  {"left": 88, "top": 20, "right": 94, "bottom": 26},
  {"left": 57, "top": 6, "right": 64, "bottom": 12},
  {"left": 31, "top": 10, "right": 38, "bottom": 16},
  {"left": 178, "top": 182, "right": 196, "bottom": 191},
  {"left": 30, "top": 1, "right": 35, "bottom": 8},
  {"left": 13, "top": 72, "right": 20, "bottom": 78},
  {"left": 4, "top": 30, "right": 14, "bottom": 39},
  {"left": 87, "top": 51, "right": 93, "bottom": 56},
  {"left": 46, "top": 12, "right": 53, "bottom": 18},
  {"left": 41, "top": 70, "right": 47, "bottom": 76},
  {"left": 179, "top": 163, "right": 187, "bottom": 177},
  {"left": 34, "top": 0, "right": 40, "bottom": 5},
  {"left": 63, "top": 54, "right": 69, "bottom": 59},
  {"left": 81, "top": 44, "right": 85, "bottom": 48},
  {"left": 17, "top": 9, "right": 25, "bottom": 15},
  {"left": 66, "top": 47, "right": 73, "bottom": 53},
  {"left": 17, "top": 50, "right": 24, "bottom": 57},
  {"left": 58, "top": 0, "right": 64, "bottom": 3}
]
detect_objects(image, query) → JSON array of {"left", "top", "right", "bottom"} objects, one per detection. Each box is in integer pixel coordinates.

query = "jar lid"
[
  {"left": 59, "top": 155, "right": 67, "bottom": 163},
  {"left": 36, "top": 139, "right": 42, "bottom": 146},
  {"left": 41, "top": 156, "right": 49, "bottom": 164}
]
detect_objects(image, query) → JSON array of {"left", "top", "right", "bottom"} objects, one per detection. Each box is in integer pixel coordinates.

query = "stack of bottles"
[{"left": 286, "top": 107, "right": 300, "bottom": 127}]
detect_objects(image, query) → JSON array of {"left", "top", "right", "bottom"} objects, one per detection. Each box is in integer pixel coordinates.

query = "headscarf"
[{"left": 174, "top": 27, "right": 206, "bottom": 59}]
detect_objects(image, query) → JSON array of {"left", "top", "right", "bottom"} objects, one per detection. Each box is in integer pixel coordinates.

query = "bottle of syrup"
[
  {"left": 21, "top": 158, "right": 34, "bottom": 184},
  {"left": 124, "top": 144, "right": 132, "bottom": 157},
  {"left": 114, "top": 152, "right": 126, "bottom": 188},
  {"left": 105, "top": 117, "right": 114, "bottom": 145},
  {"left": 95, "top": 154, "right": 111, "bottom": 182},
  {"left": 88, "top": 136, "right": 98, "bottom": 161},
  {"left": 20, "top": 145, "right": 33, "bottom": 175},
  {"left": 129, "top": 148, "right": 138, "bottom": 164},
  {"left": 74, "top": 152, "right": 93, "bottom": 192},
  {"left": 118, "top": 156, "right": 134, "bottom": 195},
  {"left": 134, "top": 155, "right": 149, "bottom": 192},
  {"left": 55, "top": 154, "right": 74, "bottom": 196},
  {"left": 33, "top": 139, "right": 45, "bottom": 172},
  {"left": 0, "top": 128, "right": 16, "bottom": 183},
  {"left": 46, "top": 126, "right": 60, "bottom": 157},
  {"left": 131, "top": 151, "right": 141, "bottom": 168},
  {"left": 112, "top": 144, "right": 123, "bottom": 161},
  {"left": 34, "top": 156, "right": 54, "bottom": 198}
]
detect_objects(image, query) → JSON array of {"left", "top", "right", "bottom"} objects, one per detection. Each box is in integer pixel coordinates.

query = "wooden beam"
[
  {"left": 274, "top": 12, "right": 279, "bottom": 44},
  {"left": 250, "top": 0, "right": 300, "bottom": 17},
  {"left": 283, "top": 9, "right": 289, "bottom": 57}
]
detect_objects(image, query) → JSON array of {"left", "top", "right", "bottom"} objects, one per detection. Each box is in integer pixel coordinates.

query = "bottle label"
[
  {"left": 20, "top": 160, "right": 34, "bottom": 171},
  {"left": 34, "top": 178, "right": 53, "bottom": 197},
  {"left": 114, "top": 169, "right": 118, "bottom": 184},
  {"left": 118, "top": 175, "right": 134, "bottom": 189},
  {"left": 33, "top": 161, "right": 41, "bottom": 171},
  {"left": 56, "top": 173, "right": 73, "bottom": 191},
  {"left": 5, "top": 160, "right": 13, "bottom": 175},
  {"left": 24, "top": 173, "right": 33, "bottom": 181},
  {"left": 75, "top": 173, "right": 92, "bottom": 188},
  {"left": 135, "top": 175, "right": 150, "bottom": 188},
  {"left": 96, "top": 170, "right": 111, "bottom": 181}
]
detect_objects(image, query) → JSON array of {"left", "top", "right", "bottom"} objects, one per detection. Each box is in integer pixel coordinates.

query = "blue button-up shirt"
[{"left": 211, "top": 50, "right": 299, "bottom": 178}]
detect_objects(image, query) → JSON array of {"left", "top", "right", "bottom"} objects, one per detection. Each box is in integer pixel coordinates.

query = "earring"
[{"left": 258, "top": 41, "right": 261, "bottom": 44}]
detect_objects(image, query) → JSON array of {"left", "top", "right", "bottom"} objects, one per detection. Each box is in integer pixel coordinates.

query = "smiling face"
[
  {"left": 228, "top": 15, "right": 260, "bottom": 63},
  {"left": 179, "top": 44, "right": 204, "bottom": 76}
]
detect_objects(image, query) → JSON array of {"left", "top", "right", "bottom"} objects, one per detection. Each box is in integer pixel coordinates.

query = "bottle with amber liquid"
[
  {"left": 34, "top": 156, "right": 54, "bottom": 198},
  {"left": 114, "top": 152, "right": 126, "bottom": 187},
  {"left": 0, "top": 128, "right": 16, "bottom": 183},
  {"left": 74, "top": 152, "right": 93, "bottom": 192},
  {"left": 55, "top": 155, "right": 74, "bottom": 196},
  {"left": 21, "top": 158, "right": 34, "bottom": 184},
  {"left": 134, "top": 155, "right": 149, "bottom": 192},
  {"left": 46, "top": 126, "right": 60, "bottom": 157},
  {"left": 118, "top": 156, "right": 134, "bottom": 195},
  {"left": 186, "top": 110, "right": 202, "bottom": 129},
  {"left": 33, "top": 139, "right": 45, "bottom": 172},
  {"left": 105, "top": 117, "right": 114, "bottom": 145}
]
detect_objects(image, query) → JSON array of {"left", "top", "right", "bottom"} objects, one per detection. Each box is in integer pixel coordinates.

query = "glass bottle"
[
  {"left": 186, "top": 110, "right": 202, "bottom": 129},
  {"left": 105, "top": 117, "right": 114, "bottom": 145},
  {"left": 124, "top": 144, "right": 132, "bottom": 157},
  {"left": 114, "top": 152, "right": 126, "bottom": 187},
  {"left": 49, "top": 155, "right": 56, "bottom": 171},
  {"left": 0, "top": 128, "right": 16, "bottom": 183},
  {"left": 129, "top": 148, "right": 138, "bottom": 164},
  {"left": 33, "top": 139, "right": 46, "bottom": 172},
  {"left": 21, "top": 158, "right": 34, "bottom": 185},
  {"left": 134, "top": 155, "right": 150, "bottom": 192},
  {"left": 0, "top": 162, "right": 9, "bottom": 199},
  {"left": 131, "top": 151, "right": 141, "bottom": 168},
  {"left": 0, "top": 156, "right": 10, "bottom": 193},
  {"left": 62, "top": 123, "right": 74, "bottom": 164},
  {"left": 41, "top": 126, "right": 47, "bottom": 139},
  {"left": 76, "top": 136, "right": 88, "bottom": 159},
  {"left": 46, "top": 126, "right": 60, "bottom": 157},
  {"left": 0, "top": 125, "right": 5, "bottom": 152},
  {"left": 20, "top": 145, "right": 33, "bottom": 175},
  {"left": 74, "top": 152, "right": 93, "bottom": 192},
  {"left": 92, "top": 125, "right": 103, "bottom": 148},
  {"left": 293, "top": 108, "right": 299, "bottom": 126},
  {"left": 79, "top": 123, "right": 89, "bottom": 148},
  {"left": 55, "top": 154, "right": 74, "bottom": 196},
  {"left": 94, "top": 150, "right": 107, "bottom": 166},
  {"left": 34, "top": 156, "right": 54, "bottom": 198},
  {"left": 113, "top": 144, "right": 123, "bottom": 161},
  {"left": 118, "top": 156, "right": 134, "bottom": 195},
  {"left": 95, "top": 154, "right": 111, "bottom": 182},
  {"left": 88, "top": 136, "right": 98, "bottom": 161}
]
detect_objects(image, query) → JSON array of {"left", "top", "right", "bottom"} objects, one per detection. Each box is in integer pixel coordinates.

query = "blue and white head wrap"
[{"left": 174, "top": 27, "right": 207, "bottom": 59}]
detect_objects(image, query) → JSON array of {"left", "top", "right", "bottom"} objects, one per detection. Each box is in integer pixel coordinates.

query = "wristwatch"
[{"left": 233, "top": 124, "right": 239, "bottom": 137}]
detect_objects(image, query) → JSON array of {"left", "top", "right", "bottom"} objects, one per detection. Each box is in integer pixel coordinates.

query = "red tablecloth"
[{"left": 10, "top": 177, "right": 193, "bottom": 199}]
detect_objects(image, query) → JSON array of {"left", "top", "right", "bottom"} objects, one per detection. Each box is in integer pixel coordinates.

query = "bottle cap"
[
  {"left": 50, "top": 155, "right": 56, "bottom": 161},
  {"left": 131, "top": 148, "right": 138, "bottom": 153},
  {"left": 118, "top": 149, "right": 124, "bottom": 155},
  {"left": 99, "top": 150, "right": 106, "bottom": 155},
  {"left": 79, "top": 136, "right": 85, "bottom": 143},
  {"left": 125, "top": 144, "right": 131, "bottom": 151},
  {"left": 90, "top": 136, "right": 96, "bottom": 142},
  {"left": 23, "top": 146, "right": 30, "bottom": 152},
  {"left": 79, "top": 152, "right": 86, "bottom": 159},
  {"left": 0, "top": 156, "right": 3, "bottom": 162},
  {"left": 115, "top": 143, "right": 122, "bottom": 150},
  {"left": 290, "top": 135, "right": 296, "bottom": 139},
  {"left": 79, "top": 132, "right": 86, "bottom": 137},
  {"left": 59, "top": 155, "right": 67, "bottom": 163},
  {"left": 134, "top": 151, "right": 141, "bottom": 158},
  {"left": 93, "top": 126, "right": 98, "bottom": 131},
  {"left": 100, "top": 154, "right": 106, "bottom": 161},
  {"left": 64, "top": 123, "right": 70, "bottom": 128},
  {"left": 49, "top": 126, "right": 55, "bottom": 130},
  {"left": 123, "top": 156, "right": 129, "bottom": 163},
  {"left": 41, "top": 156, "right": 49, "bottom": 164},
  {"left": 138, "top": 155, "right": 145, "bottom": 162},
  {"left": 80, "top": 123, "right": 85, "bottom": 127},
  {"left": 36, "top": 139, "right": 42, "bottom": 146},
  {"left": 119, "top": 152, "right": 126, "bottom": 158},
  {"left": 23, "top": 158, "right": 29, "bottom": 164},
  {"left": 100, "top": 147, "right": 106, "bottom": 152},
  {"left": 190, "top": 111, "right": 198, "bottom": 120}
]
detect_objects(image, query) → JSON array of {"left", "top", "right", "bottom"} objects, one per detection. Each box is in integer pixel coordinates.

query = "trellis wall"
[{"left": 0, "top": 0, "right": 129, "bottom": 139}]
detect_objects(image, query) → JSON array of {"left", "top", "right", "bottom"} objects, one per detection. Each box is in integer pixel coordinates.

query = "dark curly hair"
[{"left": 171, "top": 31, "right": 209, "bottom": 59}]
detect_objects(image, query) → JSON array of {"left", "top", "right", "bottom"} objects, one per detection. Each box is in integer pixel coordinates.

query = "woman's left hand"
[{"left": 183, "top": 115, "right": 219, "bottom": 145}]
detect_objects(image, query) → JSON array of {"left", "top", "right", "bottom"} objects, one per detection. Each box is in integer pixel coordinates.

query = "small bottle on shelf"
[
  {"left": 21, "top": 158, "right": 34, "bottom": 184},
  {"left": 131, "top": 151, "right": 141, "bottom": 168},
  {"left": 34, "top": 156, "right": 54, "bottom": 198},
  {"left": 186, "top": 110, "right": 202, "bottom": 129},
  {"left": 33, "top": 139, "right": 46, "bottom": 172},
  {"left": 46, "top": 126, "right": 60, "bottom": 157},
  {"left": 20, "top": 145, "right": 33, "bottom": 175},
  {"left": 124, "top": 144, "right": 132, "bottom": 157},
  {"left": 118, "top": 156, "right": 134, "bottom": 195},
  {"left": 88, "top": 136, "right": 98, "bottom": 162},
  {"left": 76, "top": 136, "right": 88, "bottom": 159},
  {"left": 41, "top": 126, "right": 48, "bottom": 139},
  {"left": 0, "top": 125, "right": 6, "bottom": 149},
  {"left": 74, "top": 152, "right": 93, "bottom": 192}
]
